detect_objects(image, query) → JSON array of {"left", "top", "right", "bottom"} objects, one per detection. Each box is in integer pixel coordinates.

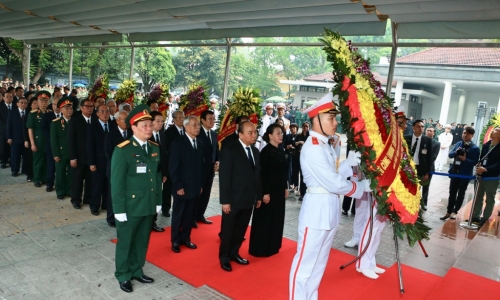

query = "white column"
[
  {"left": 497, "top": 96, "right": 500, "bottom": 113},
  {"left": 394, "top": 80, "right": 404, "bottom": 107},
  {"left": 439, "top": 82, "right": 452, "bottom": 125},
  {"left": 455, "top": 92, "right": 466, "bottom": 124}
]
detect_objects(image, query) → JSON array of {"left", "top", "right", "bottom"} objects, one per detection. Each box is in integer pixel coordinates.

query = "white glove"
[
  {"left": 114, "top": 213, "right": 128, "bottom": 222},
  {"left": 346, "top": 151, "right": 362, "bottom": 167},
  {"left": 361, "top": 179, "right": 372, "bottom": 192},
  {"left": 156, "top": 206, "right": 162, "bottom": 214}
]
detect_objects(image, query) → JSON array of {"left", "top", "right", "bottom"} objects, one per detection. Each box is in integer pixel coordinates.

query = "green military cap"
[
  {"left": 125, "top": 104, "right": 152, "bottom": 127},
  {"left": 35, "top": 90, "right": 51, "bottom": 100},
  {"left": 57, "top": 96, "right": 73, "bottom": 109}
]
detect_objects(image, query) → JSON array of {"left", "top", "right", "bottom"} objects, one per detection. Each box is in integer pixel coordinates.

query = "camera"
[
  {"left": 455, "top": 142, "right": 471, "bottom": 156},
  {"left": 451, "top": 142, "right": 472, "bottom": 173}
]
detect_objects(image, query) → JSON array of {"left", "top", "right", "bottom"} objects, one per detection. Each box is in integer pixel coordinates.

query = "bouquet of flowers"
[
  {"left": 115, "top": 79, "right": 137, "bottom": 105},
  {"left": 88, "top": 74, "right": 109, "bottom": 102},
  {"left": 321, "top": 28, "right": 429, "bottom": 246},
  {"left": 217, "top": 87, "right": 262, "bottom": 146},
  {"left": 149, "top": 83, "right": 170, "bottom": 116},
  {"left": 178, "top": 82, "right": 210, "bottom": 117}
]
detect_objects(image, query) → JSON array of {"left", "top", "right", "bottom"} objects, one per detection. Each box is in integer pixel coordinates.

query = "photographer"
[
  {"left": 470, "top": 127, "right": 500, "bottom": 227},
  {"left": 440, "top": 126, "right": 480, "bottom": 220}
]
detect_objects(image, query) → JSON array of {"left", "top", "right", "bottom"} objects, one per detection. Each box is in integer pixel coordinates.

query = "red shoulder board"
[{"left": 311, "top": 137, "right": 319, "bottom": 145}]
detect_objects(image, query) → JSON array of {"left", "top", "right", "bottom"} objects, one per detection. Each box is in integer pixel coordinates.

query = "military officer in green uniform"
[
  {"left": 50, "top": 97, "right": 74, "bottom": 200},
  {"left": 27, "top": 91, "right": 51, "bottom": 187},
  {"left": 111, "top": 104, "right": 162, "bottom": 293}
]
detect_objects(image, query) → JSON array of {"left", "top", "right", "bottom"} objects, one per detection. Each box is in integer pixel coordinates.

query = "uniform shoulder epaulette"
[
  {"left": 311, "top": 136, "right": 319, "bottom": 145},
  {"left": 52, "top": 117, "right": 61, "bottom": 122},
  {"left": 149, "top": 141, "right": 159, "bottom": 147},
  {"left": 117, "top": 140, "right": 130, "bottom": 148},
  {"left": 31, "top": 109, "right": 38, "bottom": 113}
]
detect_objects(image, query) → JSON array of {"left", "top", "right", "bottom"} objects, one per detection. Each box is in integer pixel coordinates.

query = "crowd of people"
[{"left": 1, "top": 82, "right": 499, "bottom": 299}]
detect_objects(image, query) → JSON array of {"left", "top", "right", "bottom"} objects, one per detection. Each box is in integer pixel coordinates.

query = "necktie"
[
  {"left": 411, "top": 137, "right": 419, "bottom": 156},
  {"left": 142, "top": 143, "right": 147, "bottom": 154},
  {"left": 193, "top": 139, "right": 197, "bottom": 149},
  {"left": 122, "top": 130, "right": 127, "bottom": 139},
  {"left": 8, "top": 104, "right": 11, "bottom": 110},
  {"left": 179, "top": 129, "right": 183, "bottom": 135},
  {"left": 87, "top": 119, "right": 90, "bottom": 124},
  {"left": 156, "top": 133, "right": 160, "bottom": 144},
  {"left": 104, "top": 123, "right": 108, "bottom": 132},
  {"left": 207, "top": 130, "right": 212, "bottom": 145},
  {"left": 246, "top": 147, "right": 254, "bottom": 167},
  {"left": 21, "top": 111, "right": 25, "bottom": 120}
]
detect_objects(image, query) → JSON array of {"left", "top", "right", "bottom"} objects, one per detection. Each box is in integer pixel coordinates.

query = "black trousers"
[
  {"left": 421, "top": 174, "right": 433, "bottom": 205},
  {"left": 45, "top": 149, "right": 55, "bottom": 188},
  {"left": 0, "top": 135, "right": 10, "bottom": 165},
  {"left": 219, "top": 207, "right": 252, "bottom": 263},
  {"left": 447, "top": 177, "right": 470, "bottom": 214},
  {"left": 24, "top": 147, "right": 33, "bottom": 180},
  {"left": 291, "top": 154, "right": 300, "bottom": 187},
  {"left": 89, "top": 169, "right": 108, "bottom": 211},
  {"left": 106, "top": 179, "right": 115, "bottom": 225},
  {"left": 171, "top": 197, "right": 196, "bottom": 244},
  {"left": 195, "top": 175, "right": 214, "bottom": 220},
  {"left": 10, "top": 142, "right": 24, "bottom": 173},
  {"left": 163, "top": 179, "right": 173, "bottom": 214},
  {"left": 71, "top": 163, "right": 92, "bottom": 205}
]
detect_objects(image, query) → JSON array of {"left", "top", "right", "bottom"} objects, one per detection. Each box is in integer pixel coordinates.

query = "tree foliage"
[{"left": 136, "top": 45, "right": 176, "bottom": 92}]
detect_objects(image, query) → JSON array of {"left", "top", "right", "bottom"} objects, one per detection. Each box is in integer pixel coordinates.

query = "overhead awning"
[{"left": 0, "top": 0, "right": 499, "bottom": 44}]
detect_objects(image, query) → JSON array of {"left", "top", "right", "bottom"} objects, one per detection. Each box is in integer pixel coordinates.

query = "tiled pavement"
[{"left": 0, "top": 136, "right": 496, "bottom": 299}]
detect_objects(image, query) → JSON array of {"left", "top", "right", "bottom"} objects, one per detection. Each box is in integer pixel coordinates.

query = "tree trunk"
[
  {"left": 31, "top": 67, "right": 43, "bottom": 83},
  {"left": 90, "top": 44, "right": 108, "bottom": 83},
  {"left": 22, "top": 44, "right": 30, "bottom": 85}
]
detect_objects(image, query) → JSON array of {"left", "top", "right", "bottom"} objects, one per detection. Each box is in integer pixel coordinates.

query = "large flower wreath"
[
  {"left": 149, "top": 83, "right": 170, "bottom": 118},
  {"left": 479, "top": 113, "right": 500, "bottom": 146},
  {"left": 321, "top": 29, "right": 430, "bottom": 246},
  {"left": 88, "top": 74, "right": 109, "bottom": 102},
  {"left": 179, "top": 82, "right": 210, "bottom": 117},
  {"left": 115, "top": 79, "right": 137, "bottom": 105},
  {"left": 217, "top": 87, "right": 262, "bottom": 147}
]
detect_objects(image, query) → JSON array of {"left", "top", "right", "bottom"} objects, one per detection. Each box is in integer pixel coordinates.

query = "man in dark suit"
[
  {"left": 87, "top": 104, "right": 116, "bottom": 216},
  {"left": 195, "top": 110, "right": 219, "bottom": 225},
  {"left": 107, "top": 100, "right": 117, "bottom": 126},
  {"left": 162, "top": 110, "right": 185, "bottom": 217},
  {"left": 6, "top": 97, "right": 28, "bottom": 176},
  {"left": 68, "top": 99, "right": 95, "bottom": 209},
  {"left": 220, "top": 115, "right": 249, "bottom": 151},
  {"left": 404, "top": 119, "right": 433, "bottom": 206},
  {"left": 0, "top": 92, "right": 14, "bottom": 168},
  {"left": 219, "top": 121, "right": 262, "bottom": 272},
  {"left": 105, "top": 111, "right": 132, "bottom": 227},
  {"left": 169, "top": 116, "right": 205, "bottom": 253},
  {"left": 421, "top": 127, "right": 441, "bottom": 211},
  {"left": 41, "top": 90, "right": 63, "bottom": 192},
  {"left": 148, "top": 111, "right": 166, "bottom": 232}
]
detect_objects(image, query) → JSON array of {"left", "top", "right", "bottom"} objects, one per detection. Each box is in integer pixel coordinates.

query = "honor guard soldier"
[
  {"left": 289, "top": 93, "right": 372, "bottom": 300},
  {"left": 111, "top": 104, "right": 162, "bottom": 293},
  {"left": 27, "top": 91, "right": 51, "bottom": 187},
  {"left": 50, "top": 97, "right": 74, "bottom": 200}
]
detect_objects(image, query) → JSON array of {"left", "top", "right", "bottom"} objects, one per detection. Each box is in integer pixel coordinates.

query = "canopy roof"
[{"left": 1, "top": 0, "right": 499, "bottom": 44}]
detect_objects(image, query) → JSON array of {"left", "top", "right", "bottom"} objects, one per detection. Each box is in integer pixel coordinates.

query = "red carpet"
[
  {"left": 112, "top": 215, "right": 446, "bottom": 299},
  {"left": 427, "top": 267, "right": 500, "bottom": 300}
]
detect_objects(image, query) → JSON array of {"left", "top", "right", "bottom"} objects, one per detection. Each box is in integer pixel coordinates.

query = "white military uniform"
[
  {"left": 289, "top": 130, "right": 365, "bottom": 300},
  {"left": 257, "top": 113, "right": 276, "bottom": 151},
  {"left": 436, "top": 129, "right": 453, "bottom": 171}
]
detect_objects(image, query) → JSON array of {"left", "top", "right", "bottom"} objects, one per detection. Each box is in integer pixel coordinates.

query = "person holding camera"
[
  {"left": 440, "top": 126, "right": 480, "bottom": 220},
  {"left": 470, "top": 127, "right": 500, "bottom": 227}
]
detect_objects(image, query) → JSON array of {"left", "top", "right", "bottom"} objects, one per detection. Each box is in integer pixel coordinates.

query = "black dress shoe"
[
  {"left": 57, "top": 196, "right": 64, "bottom": 200},
  {"left": 152, "top": 224, "right": 165, "bottom": 232},
  {"left": 34, "top": 182, "right": 42, "bottom": 187},
  {"left": 119, "top": 280, "right": 133, "bottom": 293},
  {"left": 231, "top": 255, "right": 249, "bottom": 265},
  {"left": 27, "top": 178, "right": 32, "bottom": 182},
  {"left": 108, "top": 222, "right": 116, "bottom": 228},
  {"left": 133, "top": 275, "right": 154, "bottom": 284},
  {"left": 221, "top": 261, "right": 232, "bottom": 272},
  {"left": 172, "top": 243, "right": 181, "bottom": 253},
  {"left": 192, "top": 221, "right": 198, "bottom": 228},
  {"left": 11, "top": 172, "right": 18, "bottom": 177},
  {"left": 181, "top": 241, "right": 197, "bottom": 249},
  {"left": 91, "top": 210, "right": 99, "bottom": 216},
  {"left": 72, "top": 203, "right": 81, "bottom": 209},
  {"left": 197, "top": 218, "right": 213, "bottom": 224},
  {"left": 46, "top": 187, "right": 53, "bottom": 192}
]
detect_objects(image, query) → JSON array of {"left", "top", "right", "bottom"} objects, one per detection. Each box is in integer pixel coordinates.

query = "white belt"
[{"left": 307, "top": 187, "right": 330, "bottom": 194}]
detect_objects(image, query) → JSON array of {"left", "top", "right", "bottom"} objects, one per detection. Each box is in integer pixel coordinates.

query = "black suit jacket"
[
  {"left": 6, "top": 108, "right": 27, "bottom": 144},
  {"left": 168, "top": 135, "right": 205, "bottom": 199},
  {"left": 199, "top": 127, "right": 219, "bottom": 180},
  {"left": 67, "top": 114, "right": 93, "bottom": 164},
  {"left": 87, "top": 120, "right": 116, "bottom": 170},
  {"left": 149, "top": 129, "right": 168, "bottom": 176},
  {"left": 220, "top": 132, "right": 238, "bottom": 152},
  {"left": 430, "top": 139, "right": 440, "bottom": 173},
  {"left": 105, "top": 127, "right": 132, "bottom": 179},
  {"left": 163, "top": 125, "right": 183, "bottom": 175},
  {"left": 404, "top": 134, "right": 433, "bottom": 176},
  {"left": 219, "top": 141, "right": 262, "bottom": 210},
  {"left": 0, "top": 101, "right": 11, "bottom": 138}
]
